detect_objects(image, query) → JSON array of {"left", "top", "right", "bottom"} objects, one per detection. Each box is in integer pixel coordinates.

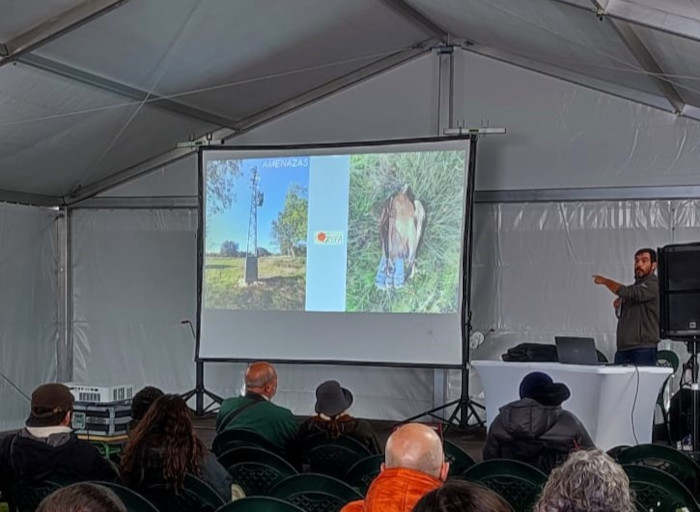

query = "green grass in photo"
[
  {"left": 204, "top": 255, "right": 306, "bottom": 310},
  {"left": 346, "top": 150, "right": 466, "bottom": 313}
]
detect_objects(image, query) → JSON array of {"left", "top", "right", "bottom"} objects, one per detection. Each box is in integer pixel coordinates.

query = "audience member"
[
  {"left": 128, "top": 386, "right": 164, "bottom": 431},
  {"left": 120, "top": 394, "right": 231, "bottom": 501},
  {"left": 0, "top": 383, "right": 116, "bottom": 496},
  {"left": 37, "top": 483, "right": 126, "bottom": 512},
  {"left": 341, "top": 423, "right": 448, "bottom": 512},
  {"left": 216, "top": 362, "right": 297, "bottom": 454},
  {"left": 535, "top": 449, "right": 635, "bottom": 512},
  {"left": 296, "top": 380, "right": 381, "bottom": 454},
  {"left": 412, "top": 480, "right": 513, "bottom": 512},
  {"left": 483, "top": 372, "right": 594, "bottom": 473}
]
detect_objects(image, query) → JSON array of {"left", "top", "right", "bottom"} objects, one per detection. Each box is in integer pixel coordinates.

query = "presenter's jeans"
[{"left": 614, "top": 347, "right": 658, "bottom": 366}]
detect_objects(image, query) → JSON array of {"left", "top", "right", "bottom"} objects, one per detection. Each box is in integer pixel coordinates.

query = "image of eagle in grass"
[{"left": 375, "top": 184, "right": 426, "bottom": 289}]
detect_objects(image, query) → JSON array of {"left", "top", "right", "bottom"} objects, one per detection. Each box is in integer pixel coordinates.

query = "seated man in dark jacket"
[
  {"left": 483, "top": 372, "right": 594, "bottom": 473},
  {"left": 0, "top": 383, "right": 117, "bottom": 499}
]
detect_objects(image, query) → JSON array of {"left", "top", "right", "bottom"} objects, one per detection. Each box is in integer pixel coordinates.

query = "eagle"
[{"left": 375, "top": 185, "right": 426, "bottom": 289}]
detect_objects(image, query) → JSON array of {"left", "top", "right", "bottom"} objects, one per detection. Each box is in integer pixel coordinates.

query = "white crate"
[{"left": 63, "top": 383, "right": 133, "bottom": 404}]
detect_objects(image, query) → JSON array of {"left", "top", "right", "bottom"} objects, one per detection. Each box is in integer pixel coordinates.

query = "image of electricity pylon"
[{"left": 244, "top": 167, "right": 264, "bottom": 284}]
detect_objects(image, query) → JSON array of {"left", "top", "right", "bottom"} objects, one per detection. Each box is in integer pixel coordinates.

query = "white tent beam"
[
  {"left": 19, "top": 54, "right": 238, "bottom": 130},
  {"left": 476, "top": 185, "right": 700, "bottom": 203},
  {"left": 71, "top": 196, "right": 198, "bottom": 209},
  {"left": 229, "top": 41, "right": 434, "bottom": 135},
  {"left": 0, "top": 0, "right": 127, "bottom": 67},
  {"left": 553, "top": 0, "right": 700, "bottom": 44},
  {"left": 0, "top": 189, "right": 61, "bottom": 207},
  {"left": 376, "top": 0, "right": 450, "bottom": 42},
  {"left": 63, "top": 41, "right": 435, "bottom": 205},
  {"left": 466, "top": 44, "right": 688, "bottom": 116},
  {"left": 588, "top": 1, "right": 685, "bottom": 114}
]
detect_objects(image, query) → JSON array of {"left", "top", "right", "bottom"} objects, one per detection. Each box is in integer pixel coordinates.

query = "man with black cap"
[
  {"left": 0, "top": 383, "right": 117, "bottom": 493},
  {"left": 296, "top": 380, "right": 381, "bottom": 454},
  {"left": 483, "top": 372, "right": 594, "bottom": 473}
]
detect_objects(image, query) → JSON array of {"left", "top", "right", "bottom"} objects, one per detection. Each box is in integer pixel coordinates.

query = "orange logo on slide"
[{"left": 313, "top": 231, "right": 343, "bottom": 245}]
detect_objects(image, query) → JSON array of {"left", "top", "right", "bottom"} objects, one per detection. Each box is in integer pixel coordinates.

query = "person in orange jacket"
[{"left": 341, "top": 423, "right": 449, "bottom": 512}]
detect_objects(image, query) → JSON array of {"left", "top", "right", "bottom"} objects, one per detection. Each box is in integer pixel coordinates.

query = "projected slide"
[
  {"left": 199, "top": 139, "right": 470, "bottom": 365},
  {"left": 203, "top": 147, "right": 466, "bottom": 314}
]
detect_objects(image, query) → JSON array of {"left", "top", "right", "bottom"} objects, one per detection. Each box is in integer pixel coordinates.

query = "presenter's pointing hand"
[{"left": 592, "top": 275, "right": 607, "bottom": 285}]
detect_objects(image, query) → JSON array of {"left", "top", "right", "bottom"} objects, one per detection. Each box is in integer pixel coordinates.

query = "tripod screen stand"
[
  {"left": 402, "top": 135, "right": 485, "bottom": 431},
  {"left": 180, "top": 319, "right": 223, "bottom": 415}
]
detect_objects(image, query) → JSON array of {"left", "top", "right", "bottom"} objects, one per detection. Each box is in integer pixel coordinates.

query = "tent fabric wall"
[
  {"left": 71, "top": 209, "right": 197, "bottom": 394},
  {"left": 0, "top": 203, "right": 58, "bottom": 431}
]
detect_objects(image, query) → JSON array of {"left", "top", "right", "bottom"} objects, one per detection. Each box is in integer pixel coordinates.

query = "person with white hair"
[{"left": 534, "top": 449, "right": 635, "bottom": 512}]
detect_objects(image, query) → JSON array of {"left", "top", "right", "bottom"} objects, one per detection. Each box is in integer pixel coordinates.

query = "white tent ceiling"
[{"left": 2, "top": 0, "right": 700, "bottom": 203}]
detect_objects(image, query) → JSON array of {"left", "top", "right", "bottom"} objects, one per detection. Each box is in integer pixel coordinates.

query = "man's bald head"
[
  {"left": 245, "top": 362, "right": 278, "bottom": 399},
  {"left": 384, "top": 423, "right": 448, "bottom": 479}
]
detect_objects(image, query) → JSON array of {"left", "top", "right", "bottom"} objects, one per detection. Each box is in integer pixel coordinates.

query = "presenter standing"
[{"left": 592, "top": 248, "right": 660, "bottom": 366}]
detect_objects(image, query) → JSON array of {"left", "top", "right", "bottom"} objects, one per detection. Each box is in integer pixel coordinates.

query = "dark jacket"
[
  {"left": 198, "top": 451, "right": 232, "bottom": 502},
  {"left": 483, "top": 398, "right": 594, "bottom": 473},
  {"left": 0, "top": 429, "right": 117, "bottom": 487},
  {"left": 297, "top": 415, "right": 382, "bottom": 455},
  {"left": 616, "top": 273, "right": 659, "bottom": 351},
  {"left": 125, "top": 445, "right": 232, "bottom": 502},
  {"left": 216, "top": 393, "right": 298, "bottom": 454}
]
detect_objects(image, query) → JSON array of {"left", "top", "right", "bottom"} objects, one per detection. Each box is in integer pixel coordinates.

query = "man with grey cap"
[
  {"left": 297, "top": 380, "right": 381, "bottom": 454},
  {"left": 0, "top": 383, "right": 116, "bottom": 494}
]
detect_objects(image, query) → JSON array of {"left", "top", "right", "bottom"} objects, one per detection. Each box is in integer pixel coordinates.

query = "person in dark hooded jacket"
[
  {"left": 482, "top": 372, "right": 594, "bottom": 473},
  {"left": 0, "top": 383, "right": 117, "bottom": 500}
]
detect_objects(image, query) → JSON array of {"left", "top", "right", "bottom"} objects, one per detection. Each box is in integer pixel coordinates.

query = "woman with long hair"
[{"left": 120, "top": 394, "right": 231, "bottom": 501}]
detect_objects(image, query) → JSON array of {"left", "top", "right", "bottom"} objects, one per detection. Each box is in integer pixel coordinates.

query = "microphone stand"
[{"left": 180, "top": 319, "right": 224, "bottom": 415}]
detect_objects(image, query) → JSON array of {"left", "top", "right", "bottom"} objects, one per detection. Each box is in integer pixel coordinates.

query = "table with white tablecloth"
[{"left": 471, "top": 360, "right": 672, "bottom": 450}]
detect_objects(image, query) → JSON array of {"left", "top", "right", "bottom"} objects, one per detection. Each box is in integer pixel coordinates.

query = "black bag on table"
[{"left": 502, "top": 343, "right": 558, "bottom": 362}]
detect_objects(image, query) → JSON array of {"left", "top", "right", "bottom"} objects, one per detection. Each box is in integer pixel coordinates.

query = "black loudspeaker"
[{"left": 658, "top": 242, "right": 700, "bottom": 339}]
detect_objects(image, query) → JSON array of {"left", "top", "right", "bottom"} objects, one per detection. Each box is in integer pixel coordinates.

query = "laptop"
[{"left": 555, "top": 336, "right": 600, "bottom": 365}]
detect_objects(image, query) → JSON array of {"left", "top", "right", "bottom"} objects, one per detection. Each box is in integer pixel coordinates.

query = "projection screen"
[{"left": 198, "top": 138, "right": 470, "bottom": 366}]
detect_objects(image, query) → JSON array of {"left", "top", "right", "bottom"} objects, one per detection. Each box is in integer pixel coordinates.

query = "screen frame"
[{"left": 196, "top": 135, "right": 474, "bottom": 369}]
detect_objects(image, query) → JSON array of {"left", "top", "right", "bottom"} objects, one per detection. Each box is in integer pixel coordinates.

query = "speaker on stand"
[{"left": 658, "top": 242, "right": 700, "bottom": 456}]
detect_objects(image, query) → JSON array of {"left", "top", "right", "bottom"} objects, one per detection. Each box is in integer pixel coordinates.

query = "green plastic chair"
[
  {"left": 141, "top": 473, "right": 225, "bottom": 512},
  {"left": 344, "top": 454, "right": 384, "bottom": 494},
  {"left": 270, "top": 473, "right": 363, "bottom": 512},
  {"left": 623, "top": 464, "right": 700, "bottom": 512},
  {"left": 301, "top": 435, "right": 372, "bottom": 479},
  {"left": 218, "top": 447, "right": 297, "bottom": 496},
  {"left": 656, "top": 350, "right": 680, "bottom": 440},
  {"left": 215, "top": 497, "right": 306, "bottom": 512},
  {"left": 444, "top": 440, "right": 477, "bottom": 476},
  {"left": 92, "top": 482, "right": 159, "bottom": 512},
  {"left": 618, "top": 443, "right": 700, "bottom": 496},
  {"left": 605, "top": 445, "right": 631, "bottom": 461},
  {"left": 7, "top": 480, "right": 64, "bottom": 512},
  {"left": 461, "top": 459, "right": 547, "bottom": 512},
  {"left": 212, "top": 429, "right": 279, "bottom": 457}
]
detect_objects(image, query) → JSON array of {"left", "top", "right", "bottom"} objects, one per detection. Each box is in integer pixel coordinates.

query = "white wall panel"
[{"left": 0, "top": 204, "right": 58, "bottom": 431}]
